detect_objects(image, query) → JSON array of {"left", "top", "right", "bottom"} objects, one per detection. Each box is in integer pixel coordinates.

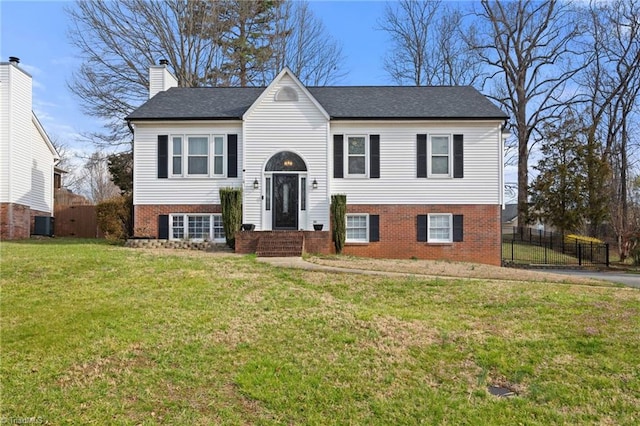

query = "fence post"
[
  {"left": 511, "top": 239, "right": 514, "bottom": 262},
  {"left": 606, "top": 243, "right": 609, "bottom": 267},
  {"left": 544, "top": 243, "right": 548, "bottom": 264},
  {"left": 578, "top": 244, "right": 582, "bottom": 266},
  {"left": 590, "top": 242, "right": 593, "bottom": 262}
]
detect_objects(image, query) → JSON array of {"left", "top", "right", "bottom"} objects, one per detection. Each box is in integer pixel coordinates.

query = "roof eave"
[{"left": 329, "top": 116, "right": 509, "bottom": 121}]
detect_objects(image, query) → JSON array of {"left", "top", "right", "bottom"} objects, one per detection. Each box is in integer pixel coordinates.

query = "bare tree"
[
  {"left": 268, "top": 1, "right": 346, "bottom": 86},
  {"left": 577, "top": 0, "right": 640, "bottom": 248},
  {"left": 469, "top": 0, "right": 585, "bottom": 226},
  {"left": 379, "top": 0, "right": 482, "bottom": 86},
  {"left": 78, "top": 152, "right": 121, "bottom": 203},
  {"left": 67, "top": 0, "right": 233, "bottom": 146}
]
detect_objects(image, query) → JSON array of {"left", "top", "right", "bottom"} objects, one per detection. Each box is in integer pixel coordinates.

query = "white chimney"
[{"left": 149, "top": 59, "right": 178, "bottom": 99}]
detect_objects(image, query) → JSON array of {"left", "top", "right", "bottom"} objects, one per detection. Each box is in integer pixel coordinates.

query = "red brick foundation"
[
  {"left": 1, "top": 202, "right": 31, "bottom": 240},
  {"left": 133, "top": 204, "right": 222, "bottom": 238},
  {"left": 134, "top": 203, "right": 501, "bottom": 265},
  {"left": 342, "top": 204, "right": 501, "bottom": 266}
]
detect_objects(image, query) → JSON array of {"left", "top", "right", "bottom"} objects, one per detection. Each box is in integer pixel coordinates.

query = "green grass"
[{"left": 2, "top": 239, "right": 639, "bottom": 425}]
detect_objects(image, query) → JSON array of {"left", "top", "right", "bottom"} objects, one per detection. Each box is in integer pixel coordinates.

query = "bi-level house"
[
  {"left": 127, "top": 63, "right": 507, "bottom": 265},
  {"left": 1, "top": 57, "right": 59, "bottom": 239}
]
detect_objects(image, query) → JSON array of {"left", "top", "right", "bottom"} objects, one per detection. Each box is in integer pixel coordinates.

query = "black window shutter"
[
  {"left": 158, "top": 215, "right": 169, "bottom": 239},
  {"left": 417, "top": 215, "right": 428, "bottom": 242},
  {"left": 370, "top": 135, "right": 380, "bottom": 179},
  {"left": 417, "top": 134, "right": 427, "bottom": 178},
  {"left": 227, "top": 134, "right": 238, "bottom": 178},
  {"left": 453, "top": 134, "right": 464, "bottom": 179},
  {"left": 369, "top": 215, "right": 380, "bottom": 242},
  {"left": 333, "top": 134, "right": 344, "bottom": 178},
  {"left": 157, "top": 135, "right": 168, "bottom": 179},
  {"left": 453, "top": 215, "right": 463, "bottom": 242}
]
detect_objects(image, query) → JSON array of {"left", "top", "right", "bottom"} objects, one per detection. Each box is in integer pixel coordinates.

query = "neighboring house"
[
  {"left": 0, "top": 57, "right": 59, "bottom": 239},
  {"left": 127, "top": 64, "right": 508, "bottom": 265},
  {"left": 502, "top": 204, "right": 519, "bottom": 235}
]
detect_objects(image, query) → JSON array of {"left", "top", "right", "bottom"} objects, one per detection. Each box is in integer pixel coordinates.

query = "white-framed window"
[
  {"left": 213, "top": 135, "right": 225, "bottom": 176},
  {"left": 346, "top": 214, "right": 369, "bottom": 243},
  {"left": 188, "top": 136, "right": 208, "bottom": 175},
  {"left": 170, "top": 134, "right": 227, "bottom": 177},
  {"left": 212, "top": 215, "right": 225, "bottom": 240},
  {"left": 171, "top": 215, "right": 184, "bottom": 239},
  {"left": 169, "top": 214, "right": 225, "bottom": 242},
  {"left": 429, "top": 135, "right": 451, "bottom": 177},
  {"left": 172, "top": 136, "right": 182, "bottom": 175},
  {"left": 346, "top": 135, "right": 367, "bottom": 177},
  {"left": 428, "top": 213, "right": 452, "bottom": 243}
]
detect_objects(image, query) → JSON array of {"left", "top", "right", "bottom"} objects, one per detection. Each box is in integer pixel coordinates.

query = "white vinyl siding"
[
  {"left": 0, "top": 63, "right": 56, "bottom": 214},
  {"left": 0, "top": 64, "right": 33, "bottom": 204},
  {"left": 330, "top": 121, "right": 503, "bottom": 205},
  {"left": 29, "top": 118, "right": 55, "bottom": 213},
  {"left": 346, "top": 214, "right": 369, "bottom": 243},
  {"left": 242, "top": 73, "right": 329, "bottom": 229},
  {"left": 132, "top": 122, "right": 243, "bottom": 205}
]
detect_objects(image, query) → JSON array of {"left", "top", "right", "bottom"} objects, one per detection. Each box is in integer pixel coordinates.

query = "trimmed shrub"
[
  {"left": 220, "top": 187, "right": 242, "bottom": 249},
  {"left": 96, "top": 194, "right": 132, "bottom": 242},
  {"left": 331, "top": 194, "right": 347, "bottom": 254}
]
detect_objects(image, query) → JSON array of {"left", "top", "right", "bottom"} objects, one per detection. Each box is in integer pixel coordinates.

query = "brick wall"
[
  {"left": 236, "top": 230, "right": 332, "bottom": 255},
  {"left": 135, "top": 203, "right": 501, "bottom": 265},
  {"left": 342, "top": 204, "right": 501, "bottom": 266},
  {"left": 0, "top": 202, "right": 31, "bottom": 240},
  {"left": 133, "top": 204, "right": 221, "bottom": 238}
]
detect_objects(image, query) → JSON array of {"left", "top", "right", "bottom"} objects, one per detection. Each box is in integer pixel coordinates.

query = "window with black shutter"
[
  {"left": 157, "top": 135, "right": 168, "bottom": 179},
  {"left": 227, "top": 134, "right": 238, "bottom": 178},
  {"left": 333, "top": 134, "right": 344, "bottom": 178}
]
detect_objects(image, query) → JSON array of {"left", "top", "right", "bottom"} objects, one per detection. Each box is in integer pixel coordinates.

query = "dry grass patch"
[{"left": 307, "top": 255, "right": 609, "bottom": 284}]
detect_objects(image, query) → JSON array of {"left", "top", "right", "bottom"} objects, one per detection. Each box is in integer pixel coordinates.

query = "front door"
[{"left": 273, "top": 174, "right": 298, "bottom": 230}]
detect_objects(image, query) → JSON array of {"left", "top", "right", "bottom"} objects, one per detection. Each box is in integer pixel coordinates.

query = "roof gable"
[
  {"left": 32, "top": 112, "right": 60, "bottom": 160},
  {"left": 242, "top": 68, "right": 330, "bottom": 121}
]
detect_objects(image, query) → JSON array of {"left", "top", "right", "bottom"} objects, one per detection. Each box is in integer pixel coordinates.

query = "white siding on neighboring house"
[
  {"left": 242, "top": 73, "right": 330, "bottom": 229},
  {"left": 0, "top": 63, "right": 33, "bottom": 205},
  {"left": 132, "top": 121, "right": 243, "bottom": 205},
  {"left": 30, "top": 115, "right": 56, "bottom": 214},
  {"left": 330, "top": 121, "right": 503, "bottom": 205},
  {"left": 0, "top": 65, "right": 10, "bottom": 202}
]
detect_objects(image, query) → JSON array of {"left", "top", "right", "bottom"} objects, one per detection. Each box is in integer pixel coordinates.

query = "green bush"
[
  {"left": 331, "top": 194, "right": 347, "bottom": 254},
  {"left": 96, "top": 194, "right": 132, "bottom": 242},
  {"left": 220, "top": 187, "right": 242, "bottom": 249}
]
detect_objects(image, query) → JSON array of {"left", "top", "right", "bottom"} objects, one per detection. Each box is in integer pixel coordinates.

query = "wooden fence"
[{"left": 54, "top": 190, "right": 102, "bottom": 238}]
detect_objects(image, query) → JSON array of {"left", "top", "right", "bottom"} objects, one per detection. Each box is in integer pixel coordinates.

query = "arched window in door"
[{"left": 265, "top": 151, "right": 307, "bottom": 172}]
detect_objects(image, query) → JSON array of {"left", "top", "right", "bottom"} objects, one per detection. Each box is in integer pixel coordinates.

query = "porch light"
[
  {"left": 253, "top": 179, "right": 259, "bottom": 189},
  {"left": 283, "top": 159, "right": 293, "bottom": 167},
  {"left": 312, "top": 179, "right": 318, "bottom": 189}
]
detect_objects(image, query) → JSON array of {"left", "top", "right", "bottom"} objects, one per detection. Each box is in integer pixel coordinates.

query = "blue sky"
[{"left": 0, "top": 0, "right": 393, "bottom": 155}]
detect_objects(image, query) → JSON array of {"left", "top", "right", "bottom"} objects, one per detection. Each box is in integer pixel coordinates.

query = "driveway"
[{"left": 543, "top": 269, "right": 640, "bottom": 288}]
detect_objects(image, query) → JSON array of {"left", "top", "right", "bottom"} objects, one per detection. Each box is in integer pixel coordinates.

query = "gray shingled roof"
[{"left": 127, "top": 85, "right": 507, "bottom": 121}]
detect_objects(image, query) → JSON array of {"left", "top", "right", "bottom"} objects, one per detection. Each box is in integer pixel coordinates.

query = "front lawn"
[{"left": 1, "top": 240, "right": 639, "bottom": 424}]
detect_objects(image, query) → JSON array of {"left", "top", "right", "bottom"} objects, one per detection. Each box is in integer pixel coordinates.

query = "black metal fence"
[{"left": 502, "top": 227, "right": 609, "bottom": 267}]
